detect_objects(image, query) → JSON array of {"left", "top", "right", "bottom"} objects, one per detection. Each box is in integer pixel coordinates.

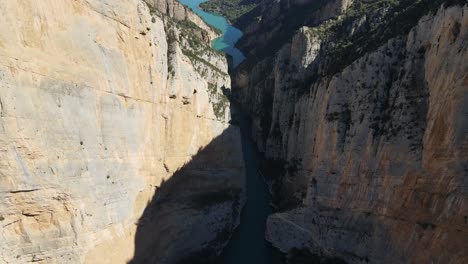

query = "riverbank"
[{"left": 178, "top": 0, "right": 245, "bottom": 67}]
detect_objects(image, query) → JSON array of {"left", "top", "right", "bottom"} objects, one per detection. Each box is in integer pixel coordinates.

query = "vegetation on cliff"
[
  {"left": 208, "top": 82, "right": 230, "bottom": 120},
  {"left": 200, "top": 0, "right": 259, "bottom": 23},
  {"left": 314, "top": 0, "right": 465, "bottom": 77},
  {"left": 234, "top": 0, "right": 465, "bottom": 89},
  {"left": 146, "top": 1, "right": 230, "bottom": 122},
  {"left": 232, "top": 0, "right": 467, "bottom": 262},
  {"left": 236, "top": 0, "right": 330, "bottom": 67}
]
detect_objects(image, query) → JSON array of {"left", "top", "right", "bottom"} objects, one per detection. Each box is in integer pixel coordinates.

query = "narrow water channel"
[
  {"left": 219, "top": 113, "right": 286, "bottom": 264},
  {"left": 177, "top": 1, "right": 285, "bottom": 263},
  {"left": 177, "top": 0, "right": 246, "bottom": 67}
]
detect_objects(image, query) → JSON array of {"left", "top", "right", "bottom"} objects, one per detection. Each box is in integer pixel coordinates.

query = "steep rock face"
[
  {"left": 0, "top": 0, "right": 243, "bottom": 263},
  {"left": 145, "top": 0, "right": 219, "bottom": 41},
  {"left": 235, "top": 2, "right": 467, "bottom": 263},
  {"left": 236, "top": 0, "right": 352, "bottom": 59}
]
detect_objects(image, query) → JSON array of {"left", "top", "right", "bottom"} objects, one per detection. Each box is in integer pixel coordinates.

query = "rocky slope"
[
  {"left": 233, "top": 0, "right": 467, "bottom": 263},
  {"left": 234, "top": 0, "right": 353, "bottom": 60},
  {"left": 0, "top": 0, "right": 244, "bottom": 263}
]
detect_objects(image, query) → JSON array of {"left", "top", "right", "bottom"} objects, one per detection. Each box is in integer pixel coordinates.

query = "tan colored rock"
[
  {"left": 145, "top": 0, "right": 219, "bottom": 41},
  {"left": 0, "top": 0, "right": 243, "bottom": 263}
]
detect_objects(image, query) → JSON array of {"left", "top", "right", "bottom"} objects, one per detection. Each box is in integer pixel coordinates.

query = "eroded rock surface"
[
  {"left": 234, "top": 1, "right": 467, "bottom": 263},
  {"left": 0, "top": 0, "right": 243, "bottom": 263}
]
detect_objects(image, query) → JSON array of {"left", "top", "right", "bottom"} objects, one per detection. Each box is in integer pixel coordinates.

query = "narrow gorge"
[{"left": 0, "top": 0, "right": 467, "bottom": 264}]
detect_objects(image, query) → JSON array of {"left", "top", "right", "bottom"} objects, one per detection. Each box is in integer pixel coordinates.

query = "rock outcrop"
[
  {"left": 0, "top": 0, "right": 243, "bottom": 263},
  {"left": 235, "top": 0, "right": 353, "bottom": 60},
  {"left": 234, "top": 0, "right": 467, "bottom": 263},
  {"left": 146, "top": 0, "right": 220, "bottom": 41}
]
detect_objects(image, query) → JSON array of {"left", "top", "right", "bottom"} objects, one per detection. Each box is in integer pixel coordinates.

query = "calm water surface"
[
  {"left": 177, "top": 0, "right": 246, "bottom": 67},
  {"left": 219, "top": 113, "right": 286, "bottom": 264}
]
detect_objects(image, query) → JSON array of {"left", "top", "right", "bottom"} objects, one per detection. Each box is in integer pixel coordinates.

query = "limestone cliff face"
[
  {"left": 0, "top": 0, "right": 243, "bottom": 263},
  {"left": 145, "top": 0, "right": 219, "bottom": 41},
  {"left": 234, "top": 1, "right": 467, "bottom": 263}
]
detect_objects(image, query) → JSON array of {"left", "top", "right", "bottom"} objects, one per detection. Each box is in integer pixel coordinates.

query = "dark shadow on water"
[
  {"left": 129, "top": 0, "right": 281, "bottom": 257},
  {"left": 127, "top": 102, "right": 286, "bottom": 264},
  {"left": 219, "top": 109, "right": 286, "bottom": 264},
  {"left": 128, "top": 124, "right": 245, "bottom": 264}
]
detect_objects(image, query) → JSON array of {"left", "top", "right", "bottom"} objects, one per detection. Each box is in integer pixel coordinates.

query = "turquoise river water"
[
  {"left": 178, "top": 0, "right": 246, "bottom": 67},
  {"left": 177, "top": 1, "right": 285, "bottom": 263}
]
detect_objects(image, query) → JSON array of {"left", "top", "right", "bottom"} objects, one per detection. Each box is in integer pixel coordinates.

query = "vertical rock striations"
[
  {"left": 234, "top": 0, "right": 467, "bottom": 263},
  {"left": 0, "top": 0, "right": 243, "bottom": 263}
]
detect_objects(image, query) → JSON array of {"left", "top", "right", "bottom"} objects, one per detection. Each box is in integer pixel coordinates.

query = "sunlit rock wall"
[{"left": 0, "top": 0, "right": 243, "bottom": 263}]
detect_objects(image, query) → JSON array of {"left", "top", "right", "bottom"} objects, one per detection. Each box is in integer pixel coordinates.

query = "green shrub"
[
  {"left": 200, "top": 0, "right": 258, "bottom": 22},
  {"left": 207, "top": 83, "right": 229, "bottom": 120}
]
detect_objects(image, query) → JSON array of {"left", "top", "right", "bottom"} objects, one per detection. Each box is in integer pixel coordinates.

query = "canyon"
[{"left": 0, "top": 0, "right": 467, "bottom": 263}]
